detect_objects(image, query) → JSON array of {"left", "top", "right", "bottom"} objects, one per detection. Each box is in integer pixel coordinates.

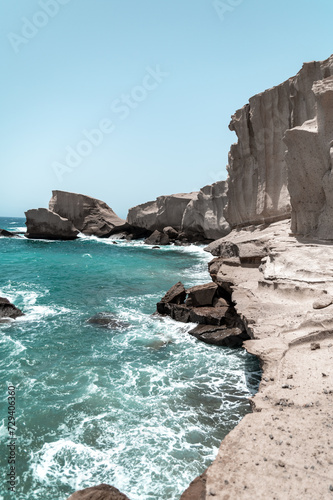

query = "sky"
[{"left": 1, "top": 0, "right": 333, "bottom": 219}]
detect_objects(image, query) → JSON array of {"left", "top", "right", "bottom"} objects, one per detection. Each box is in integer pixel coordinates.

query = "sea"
[{"left": 0, "top": 217, "right": 261, "bottom": 500}]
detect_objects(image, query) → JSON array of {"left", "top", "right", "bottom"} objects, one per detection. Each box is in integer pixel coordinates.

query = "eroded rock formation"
[
  {"left": 181, "top": 181, "right": 231, "bottom": 240},
  {"left": 25, "top": 208, "right": 79, "bottom": 240},
  {"left": 49, "top": 190, "right": 128, "bottom": 237},
  {"left": 285, "top": 76, "right": 333, "bottom": 238},
  {"left": 225, "top": 54, "right": 333, "bottom": 228},
  {"left": 127, "top": 192, "right": 198, "bottom": 232}
]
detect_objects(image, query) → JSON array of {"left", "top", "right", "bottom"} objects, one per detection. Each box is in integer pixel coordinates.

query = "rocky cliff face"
[
  {"left": 181, "top": 181, "right": 230, "bottom": 240},
  {"left": 25, "top": 208, "right": 79, "bottom": 240},
  {"left": 285, "top": 76, "right": 333, "bottom": 238},
  {"left": 127, "top": 192, "right": 198, "bottom": 232},
  {"left": 49, "top": 190, "right": 128, "bottom": 237},
  {"left": 225, "top": 54, "right": 333, "bottom": 228}
]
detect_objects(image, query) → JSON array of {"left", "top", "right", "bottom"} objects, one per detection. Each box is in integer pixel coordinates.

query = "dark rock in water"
[
  {"left": 185, "top": 283, "right": 218, "bottom": 307},
  {"left": 25, "top": 208, "right": 79, "bottom": 240},
  {"left": 188, "top": 324, "right": 250, "bottom": 347},
  {"left": 66, "top": 483, "right": 131, "bottom": 500},
  {"left": 163, "top": 226, "right": 178, "bottom": 240},
  {"left": 152, "top": 245, "right": 160, "bottom": 249},
  {"left": 0, "top": 229, "right": 17, "bottom": 237},
  {"left": 87, "top": 312, "right": 130, "bottom": 329},
  {"left": 144, "top": 230, "right": 170, "bottom": 246},
  {"left": 156, "top": 282, "right": 186, "bottom": 315},
  {"left": 0, "top": 297, "right": 24, "bottom": 319},
  {"left": 159, "top": 303, "right": 192, "bottom": 322},
  {"left": 189, "top": 306, "right": 228, "bottom": 326}
]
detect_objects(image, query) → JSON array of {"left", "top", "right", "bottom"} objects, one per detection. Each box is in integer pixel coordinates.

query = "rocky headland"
[{"left": 9, "top": 53, "right": 333, "bottom": 498}]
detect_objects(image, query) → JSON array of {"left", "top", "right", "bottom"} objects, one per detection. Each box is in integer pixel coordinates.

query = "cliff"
[
  {"left": 225, "top": 54, "right": 333, "bottom": 228},
  {"left": 25, "top": 208, "right": 79, "bottom": 240}
]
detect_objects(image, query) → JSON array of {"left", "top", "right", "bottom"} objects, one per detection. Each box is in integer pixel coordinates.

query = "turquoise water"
[{"left": 0, "top": 217, "right": 261, "bottom": 500}]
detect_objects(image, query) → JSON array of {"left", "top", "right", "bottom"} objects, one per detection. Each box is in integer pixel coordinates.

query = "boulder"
[
  {"left": 25, "top": 208, "right": 79, "bottom": 240},
  {"left": 49, "top": 190, "right": 128, "bottom": 237},
  {"left": 87, "top": 312, "right": 130, "bottom": 329},
  {"left": 144, "top": 230, "right": 170, "bottom": 246},
  {"left": 181, "top": 181, "right": 231, "bottom": 240},
  {"left": 188, "top": 325, "right": 250, "bottom": 347},
  {"left": 66, "top": 483, "right": 131, "bottom": 500},
  {"left": 160, "top": 303, "right": 192, "bottom": 323},
  {"left": 225, "top": 54, "right": 333, "bottom": 228},
  {"left": 156, "top": 282, "right": 186, "bottom": 314},
  {"left": 204, "top": 240, "right": 239, "bottom": 258},
  {"left": 163, "top": 226, "right": 178, "bottom": 240},
  {"left": 189, "top": 306, "right": 228, "bottom": 326},
  {"left": 127, "top": 192, "right": 198, "bottom": 232},
  {"left": 0, "top": 297, "right": 24, "bottom": 320},
  {"left": 0, "top": 229, "right": 17, "bottom": 237},
  {"left": 185, "top": 283, "right": 218, "bottom": 307}
]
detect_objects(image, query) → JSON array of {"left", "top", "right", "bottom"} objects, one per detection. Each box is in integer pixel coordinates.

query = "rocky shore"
[{"left": 2, "top": 53, "right": 333, "bottom": 499}]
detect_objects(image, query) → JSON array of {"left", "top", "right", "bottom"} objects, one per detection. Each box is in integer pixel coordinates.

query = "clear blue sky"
[{"left": 1, "top": 0, "right": 332, "bottom": 218}]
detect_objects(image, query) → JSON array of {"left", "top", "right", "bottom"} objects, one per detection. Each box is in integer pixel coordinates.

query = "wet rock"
[
  {"left": 144, "top": 230, "right": 170, "bottom": 246},
  {"left": 189, "top": 306, "right": 228, "bottom": 326},
  {"left": 0, "top": 228, "right": 17, "bottom": 237},
  {"left": 0, "top": 297, "right": 24, "bottom": 320},
  {"left": 87, "top": 312, "right": 130, "bottom": 329},
  {"left": 66, "top": 483, "right": 131, "bottom": 500},
  {"left": 158, "top": 282, "right": 186, "bottom": 306},
  {"left": 188, "top": 324, "right": 249, "bottom": 347},
  {"left": 185, "top": 283, "right": 218, "bottom": 307}
]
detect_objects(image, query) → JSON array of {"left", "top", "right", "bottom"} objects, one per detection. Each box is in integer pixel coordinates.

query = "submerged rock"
[
  {"left": 0, "top": 297, "right": 24, "bottom": 320},
  {"left": 66, "top": 483, "right": 131, "bottom": 500},
  {"left": 0, "top": 228, "right": 18, "bottom": 237},
  {"left": 87, "top": 312, "right": 130, "bottom": 329},
  {"left": 25, "top": 208, "right": 79, "bottom": 240}
]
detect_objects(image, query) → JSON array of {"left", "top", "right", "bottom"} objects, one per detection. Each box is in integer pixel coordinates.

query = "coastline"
[{"left": 181, "top": 221, "right": 333, "bottom": 499}]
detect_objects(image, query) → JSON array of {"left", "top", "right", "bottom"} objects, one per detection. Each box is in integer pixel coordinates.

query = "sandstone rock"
[
  {"left": 87, "top": 312, "right": 130, "bottom": 329},
  {"left": 161, "top": 303, "right": 192, "bottom": 323},
  {"left": 66, "top": 483, "right": 131, "bottom": 500},
  {"left": 188, "top": 324, "right": 249, "bottom": 347},
  {"left": 185, "top": 283, "right": 218, "bottom": 307},
  {"left": 25, "top": 208, "right": 79, "bottom": 240},
  {"left": 144, "top": 230, "right": 170, "bottom": 246},
  {"left": 285, "top": 76, "right": 333, "bottom": 238},
  {"left": 49, "top": 190, "right": 128, "bottom": 237},
  {"left": 204, "top": 240, "right": 239, "bottom": 258},
  {"left": 0, "top": 297, "right": 24, "bottom": 320},
  {"left": 181, "top": 181, "right": 231, "bottom": 240},
  {"left": 225, "top": 54, "right": 333, "bottom": 228},
  {"left": 313, "top": 296, "right": 333, "bottom": 309},
  {"left": 127, "top": 192, "right": 198, "bottom": 232}
]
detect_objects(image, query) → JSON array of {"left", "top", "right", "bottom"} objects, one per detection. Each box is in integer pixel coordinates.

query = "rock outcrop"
[
  {"left": 66, "top": 483, "right": 131, "bottom": 500},
  {"left": 25, "top": 208, "right": 79, "bottom": 240},
  {"left": 49, "top": 190, "right": 128, "bottom": 237},
  {"left": 180, "top": 220, "right": 333, "bottom": 499},
  {"left": 144, "top": 230, "right": 170, "bottom": 246},
  {"left": 156, "top": 281, "right": 250, "bottom": 347},
  {"left": 127, "top": 192, "right": 198, "bottom": 232},
  {"left": 181, "top": 181, "right": 231, "bottom": 240},
  {"left": 225, "top": 54, "right": 333, "bottom": 228},
  {"left": 0, "top": 297, "right": 24, "bottom": 320},
  {"left": 285, "top": 76, "right": 333, "bottom": 238},
  {"left": 0, "top": 229, "right": 18, "bottom": 237}
]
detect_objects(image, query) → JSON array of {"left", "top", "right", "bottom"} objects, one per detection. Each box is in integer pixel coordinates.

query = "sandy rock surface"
[{"left": 182, "top": 220, "right": 333, "bottom": 499}]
